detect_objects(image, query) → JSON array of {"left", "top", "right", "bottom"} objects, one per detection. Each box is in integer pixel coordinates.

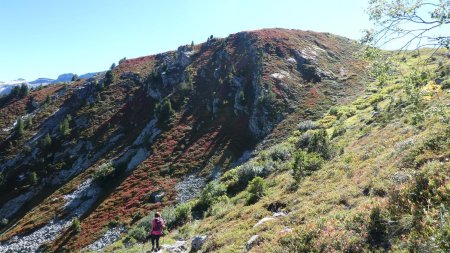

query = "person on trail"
[{"left": 150, "top": 212, "right": 165, "bottom": 252}]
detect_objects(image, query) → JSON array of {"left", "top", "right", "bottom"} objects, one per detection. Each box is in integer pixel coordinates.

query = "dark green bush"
[
  {"left": 104, "top": 70, "right": 114, "bottom": 86},
  {"left": 71, "top": 218, "right": 81, "bottom": 233},
  {"left": 246, "top": 177, "right": 267, "bottom": 205},
  {"left": 93, "top": 162, "right": 115, "bottom": 185},
  {"left": 155, "top": 98, "right": 175, "bottom": 123},
  {"left": 174, "top": 203, "right": 192, "bottom": 226},
  {"left": 291, "top": 151, "right": 324, "bottom": 182},
  {"left": 307, "top": 129, "right": 331, "bottom": 159},
  {"left": 367, "top": 207, "right": 388, "bottom": 249},
  {"left": 0, "top": 218, "right": 8, "bottom": 228},
  {"left": 196, "top": 181, "right": 226, "bottom": 211},
  {"left": 129, "top": 226, "right": 146, "bottom": 242},
  {"left": 15, "top": 117, "right": 24, "bottom": 137}
]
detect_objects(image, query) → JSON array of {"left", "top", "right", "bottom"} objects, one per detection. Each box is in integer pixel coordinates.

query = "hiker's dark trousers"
[{"left": 151, "top": 234, "right": 161, "bottom": 249}]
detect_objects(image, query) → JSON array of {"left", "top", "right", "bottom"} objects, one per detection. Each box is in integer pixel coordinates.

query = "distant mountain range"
[{"left": 0, "top": 72, "right": 99, "bottom": 96}]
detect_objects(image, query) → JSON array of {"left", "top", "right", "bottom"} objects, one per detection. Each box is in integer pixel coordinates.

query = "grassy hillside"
[{"left": 104, "top": 48, "right": 450, "bottom": 252}]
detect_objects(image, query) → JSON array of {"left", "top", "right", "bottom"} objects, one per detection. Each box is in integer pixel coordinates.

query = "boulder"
[
  {"left": 150, "top": 190, "right": 165, "bottom": 203},
  {"left": 162, "top": 240, "right": 187, "bottom": 253},
  {"left": 246, "top": 235, "right": 260, "bottom": 252},
  {"left": 253, "top": 217, "right": 275, "bottom": 228},
  {"left": 191, "top": 235, "right": 207, "bottom": 251}
]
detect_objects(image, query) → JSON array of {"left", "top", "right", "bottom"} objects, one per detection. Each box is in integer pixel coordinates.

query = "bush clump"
[
  {"left": 196, "top": 181, "right": 227, "bottom": 211},
  {"left": 291, "top": 150, "right": 323, "bottom": 182},
  {"left": 246, "top": 177, "right": 267, "bottom": 205},
  {"left": 297, "top": 120, "right": 319, "bottom": 132},
  {"left": 298, "top": 129, "right": 331, "bottom": 159},
  {"left": 129, "top": 226, "right": 146, "bottom": 242},
  {"left": 93, "top": 162, "right": 115, "bottom": 186},
  {"left": 71, "top": 218, "right": 81, "bottom": 233}
]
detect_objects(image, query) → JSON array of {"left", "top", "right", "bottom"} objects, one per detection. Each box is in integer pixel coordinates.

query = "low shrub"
[
  {"left": 195, "top": 181, "right": 227, "bottom": 211},
  {"left": 174, "top": 203, "right": 192, "bottom": 226},
  {"left": 367, "top": 207, "right": 388, "bottom": 249},
  {"left": 246, "top": 177, "right": 267, "bottom": 205},
  {"left": 71, "top": 218, "right": 81, "bottom": 233},
  {"left": 297, "top": 129, "right": 331, "bottom": 159},
  {"left": 291, "top": 151, "right": 324, "bottom": 182},
  {"left": 129, "top": 226, "right": 146, "bottom": 242},
  {"left": 297, "top": 120, "right": 319, "bottom": 132},
  {"left": 93, "top": 162, "right": 115, "bottom": 185},
  {"left": 267, "top": 144, "right": 292, "bottom": 162}
]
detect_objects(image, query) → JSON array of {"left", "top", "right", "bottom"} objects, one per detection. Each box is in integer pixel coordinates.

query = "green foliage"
[
  {"left": 365, "top": 0, "right": 450, "bottom": 49},
  {"left": 58, "top": 115, "right": 72, "bottom": 137},
  {"left": 129, "top": 226, "right": 146, "bottom": 242},
  {"left": 441, "top": 79, "right": 450, "bottom": 89},
  {"left": 279, "top": 226, "right": 318, "bottom": 252},
  {"left": 291, "top": 150, "right": 323, "bottom": 182},
  {"left": 93, "top": 162, "right": 115, "bottom": 185},
  {"left": 118, "top": 57, "right": 127, "bottom": 65},
  {"left": 71, "top": 74, "right": 79, "bottom": 82},
  {"left": 45, "top": 95, "right": 51, "bottom": 105},
  {"left": 236, "top": 163, "right": 265, "bottom": 189},
  {"left": 297, "top": 120, "right": 319, "bottom": 132},
  {"left": 367, "top": 207, "right": 388, "bottom": 249},
  {"left": 196, "top": 181, "right": 227, "bottom": 211},
  {"left": 71, "top": 218, "right": 81, "bottom": 233},
  {"left": 28, "top": 172, "right": 38, "bottom": 185},
  {"left": 155, "top": 98, "right": 175, "bottom": 123},
  {"left": 10, "top": 83, "right": 30, "bottom": 99},
  {"left": 25, "top": 117, "right": 32, "bottom": 129},
  {"left": 0, "top": 218, "right": 8, "bottom": 228},
  {"left": 104, "top": 70, "right": 114, "bottom": 86},
  {"left": 19, "top": 83, "right": 29, "bottom": 97},
  {"left": 303, "top": 129, "right": 331, "bottom": 159},
  {"left": 15, "top": 117, "right": 24, "bottom": 137},
  {"left": 382, "top": 161, "right": 450, "bottom": 251},
  {"left": 174, "top": 203, "right": 192, "bottom": 226},
  {"left": 331, "top": 120, "right": 346, "bottom": 139},
  {"left": 246, "top": 177, "right": 267, "bottom": 205},
  {"left": 40, "top": 133, "right": 52, "bottom": 149}
]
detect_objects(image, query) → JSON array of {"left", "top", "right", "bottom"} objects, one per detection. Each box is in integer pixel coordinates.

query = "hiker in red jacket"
[{"left": 150, "top": 212, "right": 165, "bottom": 252}]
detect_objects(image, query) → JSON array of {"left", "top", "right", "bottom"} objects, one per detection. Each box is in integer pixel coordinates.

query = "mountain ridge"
[{"left": 0, "top": 28, "right": 369, "bottom": 252}]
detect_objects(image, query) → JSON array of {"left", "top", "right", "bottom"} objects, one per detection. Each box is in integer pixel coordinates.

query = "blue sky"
[{"left": 0, "top": 0, "right": 371, "bottom": 81}]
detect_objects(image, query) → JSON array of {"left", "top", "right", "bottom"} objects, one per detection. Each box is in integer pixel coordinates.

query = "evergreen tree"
[
  {"left": 71, "top": 74, "right": 79, "bottom": 82},
  {"left": 16, "top": 117, "right": 24, "bottom": 137},
  {"left": 40, "top": 133, "right": 52, "bottom": 149},
  {"left": 104, "top": 70, "right": 114, "bottom": 86},
  {"left": 45, "top": 95, "right": 51, "bottom": 105},
  {"left": 19, "top": 83, "right": 29, "bottom": 97},
  {"left": 59, "top": 116, "right": 71, "bottom": 137},
  {"left": 11, "top": 86, "right": 20, "bottom": 97},
  {"left": 25, "top": 117, "right": 32, "bottom": 129},
  {"left": 29, "top": 172, "right": 38, "bottom": 185}
]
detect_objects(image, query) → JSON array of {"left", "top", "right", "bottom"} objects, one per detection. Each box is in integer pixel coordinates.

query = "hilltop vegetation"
[{"left": 105, "top": 48, "right": 450, "bottom": 252}]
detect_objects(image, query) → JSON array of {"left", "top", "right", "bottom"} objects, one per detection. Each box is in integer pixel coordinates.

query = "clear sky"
[{"left": 0, "top": 0, "right": 371, "bottom": 81}]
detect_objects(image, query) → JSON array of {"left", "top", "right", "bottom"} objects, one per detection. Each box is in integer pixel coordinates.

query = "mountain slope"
[
  {"left": 105, "top": 49, "right": 450, "bottom": 253},
  {"left": 0, "top": 28, "right": 367, "bottom": 252}
]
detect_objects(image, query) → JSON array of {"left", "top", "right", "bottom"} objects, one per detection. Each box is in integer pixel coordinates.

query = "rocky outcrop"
[{"left": 191, "top": 235, "right": 207, "bottom": 252}]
